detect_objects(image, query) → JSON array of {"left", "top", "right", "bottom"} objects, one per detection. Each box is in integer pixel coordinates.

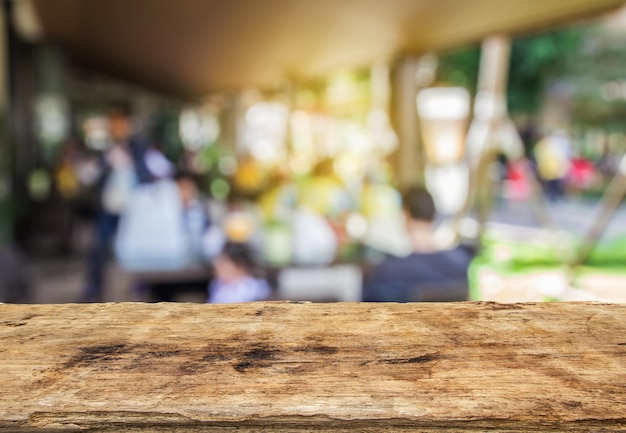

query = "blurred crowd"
[
  {"left": 33, "top": 105, "right": 406, "bottom": 303},
  {"left": 3, "top": 102, "right": 621, "bottom": 305},
  {"left": 16, "top": 102, "right": 479, "bottom": 305},
  {"left": 502, "top": 126, "right": 618, "bottom": 203}
]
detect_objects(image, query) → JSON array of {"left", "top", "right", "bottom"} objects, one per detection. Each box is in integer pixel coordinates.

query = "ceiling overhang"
[{"left": 30, "top": 0, "right": 624, "bottom": 98}]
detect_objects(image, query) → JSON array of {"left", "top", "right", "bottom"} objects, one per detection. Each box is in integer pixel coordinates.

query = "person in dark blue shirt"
[{"left": 362, "top": 187, "right": 474, "bottom": 302}]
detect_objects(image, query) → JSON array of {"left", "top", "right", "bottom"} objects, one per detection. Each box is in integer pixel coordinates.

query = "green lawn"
[{"left": 469, "top": 230, "right": 626, "bottom": 301}]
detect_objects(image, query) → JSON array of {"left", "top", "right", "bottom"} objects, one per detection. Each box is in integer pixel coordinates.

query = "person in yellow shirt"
[{"left": 534, "top": 130, "right": 572, "bottom": 202}]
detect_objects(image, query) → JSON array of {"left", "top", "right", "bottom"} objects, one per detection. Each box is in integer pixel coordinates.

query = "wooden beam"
[
  {"left": 393, "top": 57, "right": 425, "bottom": 189},
  {"left": 1, "top": 302, "right": 625, "bottom": 431}
]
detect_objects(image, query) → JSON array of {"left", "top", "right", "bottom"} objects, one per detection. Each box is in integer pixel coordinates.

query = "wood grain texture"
[{"left": 0, "top": 301, "right": 624, "bottom": 432}]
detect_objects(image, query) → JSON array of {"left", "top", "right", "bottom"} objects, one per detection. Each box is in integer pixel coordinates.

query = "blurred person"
[
  {"left": 362, "top": 187, "right": 474, "bottom": 302},
  {"left": 207, "top": 241, "right": 271, "bottom": 304},
  {"left": 359, "top": 167, "right": 410, "bottom": 259},
  {"left": 82, "top": 105, "right": 152, "bottom": 302},
  {"left": 54, "top": 137, "right": 105, "bottom": 254},
  {"left": 568, "top": 154, "right": 595, "bottom": 194},
  {"left": 535, "top": 130, "right": 572, "bottom": 202},
  {"left": 361, "top": 160, "right": 402, "bottom": 221},
  {"left": 297, "top": 158, "right": 353, "bottom": 260},
  {"left": 596, "top": 138, "right": 619, "bottom": 184},
  {"left": 505, "top": 157, "right": 533, "bottom": 202},
  {"left": 298, "top": 158, "right": 352, "bottom": 218},
  {"left": 175, "top": 171, "right": 209, "bottom": 258},
  {"left": 52, "top": 137, "right": 83, "bottom": 255}
]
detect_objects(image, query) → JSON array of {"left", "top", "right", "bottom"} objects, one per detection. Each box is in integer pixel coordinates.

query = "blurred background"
[{"left": 1, "top": 0, "right": 626, "bottom": 304}]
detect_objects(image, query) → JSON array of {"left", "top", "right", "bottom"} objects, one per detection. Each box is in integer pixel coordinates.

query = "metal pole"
[
  {"left": 570, "top": 154, "right": 626, "bottom": 267},
  {"left": 460, "top": 36, "right": 512, "bottom": 243},
  {"left": 460, "top": 35, "right": 557, "bottom": 243}
]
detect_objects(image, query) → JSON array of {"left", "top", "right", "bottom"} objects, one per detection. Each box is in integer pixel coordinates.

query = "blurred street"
[{"left": 490, "top": 197, "right": 626, "bottom": 239}]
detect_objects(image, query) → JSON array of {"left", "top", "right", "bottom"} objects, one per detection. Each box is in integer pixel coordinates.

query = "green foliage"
[
  {"left": 474, "top": 230, "right": 626, "bottom": 274},
  {"left": 149, "top": 106, "right": 186, "bottom": 162},
  {"left": 586, "top": 235, "right": 626, "bottom": 268},
  {"left": 563, "top": 24, "right": 626, "bottom": 128},
  {"left": 437, "top": 46, "right": 481, "bottom": 91},
  {"left": 476, "top": 232, "right": 568, "bottom": 274},
  {"left": 508, "top": 28, "right": 584, "bottom": 114},
  {"left": 437, "top": 26, "right": 587, "bottom": 115}
]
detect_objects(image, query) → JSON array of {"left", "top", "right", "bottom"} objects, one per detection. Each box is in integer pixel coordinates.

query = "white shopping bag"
[{"left": 114, "top": 180, "right": 195, "bottom": 271}]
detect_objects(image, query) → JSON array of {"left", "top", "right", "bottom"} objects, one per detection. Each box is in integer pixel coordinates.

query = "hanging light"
[
  {"left": 417, "top": 87, "right": 471, "bottom": 217},
  {"left": 243, "top": 101, "right": 289, "bottom": 164},
  {"left": 417, "top": 87, "right": 470, "bottom": 165}
]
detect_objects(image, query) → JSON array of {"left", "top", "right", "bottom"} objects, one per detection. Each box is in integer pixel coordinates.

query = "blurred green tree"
[
  {"left": 564, "top": 22, "right": 626, "bottom": 130},
  {"left": 437, "top": 26, "right": 586, "bottom": 115}
]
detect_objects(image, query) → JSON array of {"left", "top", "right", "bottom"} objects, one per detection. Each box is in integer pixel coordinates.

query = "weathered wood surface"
[{"left": 1, "top": 302, "right": 624, "bottom": 432}]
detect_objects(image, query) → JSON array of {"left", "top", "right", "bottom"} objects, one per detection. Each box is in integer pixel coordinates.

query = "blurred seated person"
[
  {"left": 207, "top": 242, "right": 271, "bottom": 304},
  {"left": 362, "top": 187, "right": 475, "bottom": 302}
]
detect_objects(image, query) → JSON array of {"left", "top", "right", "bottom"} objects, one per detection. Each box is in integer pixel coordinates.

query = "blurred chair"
[{"left": 277, "top": 265, "right": 362, "bottom": 302}]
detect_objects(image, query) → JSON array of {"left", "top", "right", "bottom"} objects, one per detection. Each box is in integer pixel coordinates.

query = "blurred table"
[
  {"left": 126, "top": 265, "right": 213, "bottom": 285},
  {"left": 125, "top": 261, "right": 374, "bottom": 303},
  {"left": 125, "top": 265, "right": 213, "bottom": 302}
]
